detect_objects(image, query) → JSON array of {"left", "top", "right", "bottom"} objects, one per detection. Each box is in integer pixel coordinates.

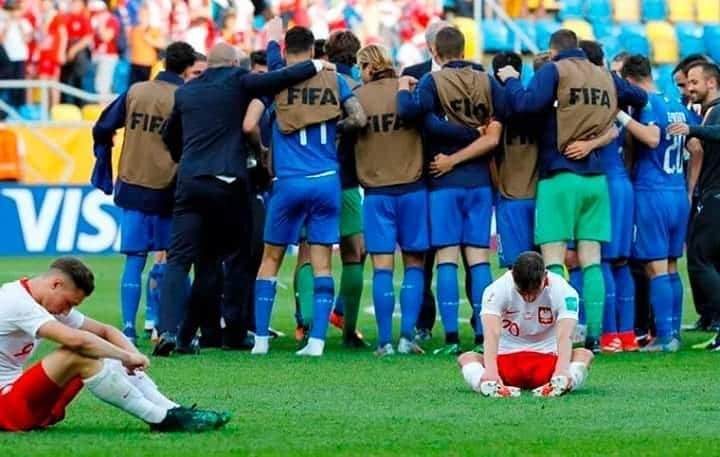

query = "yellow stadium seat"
[
  {"left": 150, "top": 60, "right": 164, "bottom": 81},
  {"left": 696, "top": 0, "right": 720, "bottom": 23},
  {"left": 646, "top": 21, "right": 679, "bottom": 64},
  {"left": 613, "top": 0, "right": 640, "bottom": 22},
  {"left": 453, "top": 17, "right": 479, "bottom": 61},
  {"left": 50, "top": 104, "right": 82, "bottom": 122},
  {"left": 669, "top": 0, "right": 695, "bottom": 22},
  {"left": 560, "top": 19, "right": 595, "bottom": 40},
  {"left": 81, "top": 104, "right": 104, "bottom": 122}
]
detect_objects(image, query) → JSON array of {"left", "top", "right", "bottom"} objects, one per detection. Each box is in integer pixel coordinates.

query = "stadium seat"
[
  {"left": 18, "top": 104, "right": 41, "bottom": 121},
  {"left": 655, "top": 64, "right": 681, "bottom": 100},
  {"left": 81, "top": 104, "right": 104, "bottom": 122},
  {"left": 561, "top": 18, "right": 595, "bottom": 40},
  {"left": 535, "top": 19, "right": 561, "bottom": 49},
  {"left": 619, "top": 23, "right": 650, "bottom": 55},
  {"left": 82, "top": 64, "right": 96, "bottom": 94},
  {"left": 642, "top": 0, "right": 668, "bottom": 21},
  {"left": 510, "top": 19, "right": 538, "bottom": 52},
  {"left": 645, "top": 21, "right": 679, "bottom": 64},
  {"left": 455, "top": 17, "right": 479, "bottom": 59},
  {"left": 668, "top": 0, "right": 695, "bottom": 22},
  {"left": 696, "top": 0, "right": 720, "bottom": 23},
  {"left": 601, "top": 36, "right": 622, "bottom": 62},
  {"left": 592, "top": 21, "right": 621, "bottom": 40},
  {"left": 112, "top": 58, "right": 130, "bottom": 94},
  {"left": 559, "top": 0, "right": 584, "bottom": 20},
  {"left": 482, "top": 19, "right": 512, "bottom": 52},
  {"left": 705, "top": 25, "right": 720, "bottom": 62},
  {"left": 50, "top": 104, "right": 83, "bottom": 122},
  {"left": 587, "top": 0, "right": 612, "bottom": 22},
  {"left": 675, "top": 22, "right": 705, "bottom": 57},
  {"left": 521, "top": 62, "right": 534, "bottom": 87},
  {"left": 613, "top": 0, "right": 640, "bottom": 22}
]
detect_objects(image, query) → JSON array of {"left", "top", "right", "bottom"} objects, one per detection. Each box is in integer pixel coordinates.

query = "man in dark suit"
[
  {"left": 401, "top": 20, "right": 449, "bottom": 80},
  {"left": 154, "top": 39, "right": 333, "bottom": 356}
]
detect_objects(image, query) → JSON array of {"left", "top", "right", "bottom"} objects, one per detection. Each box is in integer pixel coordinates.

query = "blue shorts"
[
  {"left": 632, "top": 189, "right": 689, "bottom": 261},
  {"left": 120, "top": 209, "right": 172, "bottom": 254},
  {"left": 430, "top": 186, "right": 493, "bottom": 248},
  {"left": 264, "top": 174, "right": 341, "bottom": 245},
  {"left": 496, "top": 196, "right": 535, "bottom": 268},
  {"left": 363, "top": 189, "right": 429, "bottom": 254},
  {"left": 602, "top": 176, "right": 634, "bottom": 260}
]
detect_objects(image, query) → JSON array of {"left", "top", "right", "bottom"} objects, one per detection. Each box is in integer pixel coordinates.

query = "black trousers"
[
  {"left": 60, "top": 49, "right": 90, "bottom": 106},
  {"left": 687, "top": 192, "right": 720, "bottom": 323},
  {"left": 159, "top": 177, "right": 252, "bottom": 339}
]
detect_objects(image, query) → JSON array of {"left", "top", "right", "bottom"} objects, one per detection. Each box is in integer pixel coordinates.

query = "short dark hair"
[
  {"left": 434, "top": 26, "right": 465, "bottom": 60},
  {"left": 250, "top": 50, "right": 267, "bottom": 67},
  {"left": 285, "top": 27, "right": 314, "bottom": 55},
  {"left": 686, "top": 61, "right": 720, "bottom": 85},
  {"left": 673, "top": 53, "right": 709, "bottom": 76},
  {"left": 50, "top": 257, "right": 95, "bottom": 296},
  {"left": 165, "top": 41, "right": 197, "bottom": 74},
  {"left": 549, "top": 29, "right": 578, "bottom": 52},
  {"left": 612, "top": 51, "right": 630, "bottom": 64},
  {"left": 492, "top": 51, "right": 522, "bottom": 81},
  {"left": 533, "top": 51, "right": 551, "bottom": 71},
  {"left": 620, "top": 54, "right": 652, "bottom": 80},
  {"left": 325, "top": 31, "right": 361, "bottom": 67},
  {"left": 313, "top": 39, "right": 327, "bottom": 60},
  {"left": 579, "top": 40, "right": 604, "bottom": 66},
  {"left": 194, "top": 52, "right": 207, "bottom": 62},
  {"left": 512, "top": 252, "right": 545, "bottom": 294}
]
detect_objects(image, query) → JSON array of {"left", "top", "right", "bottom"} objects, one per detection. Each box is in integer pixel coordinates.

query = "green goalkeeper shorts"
[
  {"left": 340, "top": 187, "right": 363, "bottom": 238},
  {"left": 534, "top": 172, "right": 611, "bottom": 245}
]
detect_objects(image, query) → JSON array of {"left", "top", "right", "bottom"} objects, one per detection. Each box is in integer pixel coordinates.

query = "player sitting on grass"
[
  {"left": 457, "top": 252, "right": 594, "bottom": 397},
  {"left": 0, "top": 257, "right": 229, "bottom": 432}
]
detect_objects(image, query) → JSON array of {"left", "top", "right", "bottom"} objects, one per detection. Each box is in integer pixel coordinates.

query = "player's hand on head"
[
  {"left": 430, "top": 153, "right": 456, "bottom": 177},
  {"left": 123, "top": 352, "right": 150, "bottom": 374},
  {"left": 266, "top": 16, "right": 284, "bottom": 43},
  {"left": 497, "top": 65, "right": 519, "bottom": 82},
  {"left": 564, "top": 139, "right": 593, "bottom": 160},
  {"left": 667, "top": 122, "right": 689, "bottom": 136}
]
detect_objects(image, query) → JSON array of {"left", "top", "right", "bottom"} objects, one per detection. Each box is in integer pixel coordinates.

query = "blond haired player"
[{"left": 458, "top": 252, "right": 594, "bottom": 397}]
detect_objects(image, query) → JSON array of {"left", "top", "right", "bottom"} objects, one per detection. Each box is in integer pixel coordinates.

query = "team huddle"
[{"left": 1, "top": 16, "right": 719, "bottom": 431}]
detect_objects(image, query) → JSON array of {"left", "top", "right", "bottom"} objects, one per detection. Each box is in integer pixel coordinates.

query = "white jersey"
[
  {"left": 481, "top": 271, "right": 579, "bottom": 355},
  {"left": 0, "top": 280, "right": 84, "bottom": 388}
]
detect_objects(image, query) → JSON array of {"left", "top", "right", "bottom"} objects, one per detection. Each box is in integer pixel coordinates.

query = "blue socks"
[
  {"left": 613, "top": 264, "right": 635, "bottom": 333},
  {"left": 400, "top": 267, "right": 424, "bottom": 340},
  {"left": 121, "top": 254, "right": 147, "bottom": 330},
  {"left": 601, "top": 262, "right": 617, "bottom": 334},
  {"left": 437, "top": 263, "right": 459, "bottom": 338},
  {"left": 569, "top": 267, "right": 585, "bottom": 325},
  {"left": 254, "top": 279, "right": 277, "bottom": 338},
  {"left": 669, "top": 272, "right": 683, "bottom": 338},
  {"left": 373, "top": 269, "right": 395, "bottom": 346},
  {"left": 145, "top": 262, "right": 164, "bottom": 326},
  {"left": 310, "top": 276, "right": 334, "bottom": 340},
  {"left": 649, "top": 275, "right": 674, "bottom": 343},
  {"left": 470, "top": 263, "right": 492, "bottom": 337}
]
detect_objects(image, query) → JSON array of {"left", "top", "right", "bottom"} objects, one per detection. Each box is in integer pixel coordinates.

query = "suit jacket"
[{"left": 401, "top": 59, "right": 433, "bottom": 79}]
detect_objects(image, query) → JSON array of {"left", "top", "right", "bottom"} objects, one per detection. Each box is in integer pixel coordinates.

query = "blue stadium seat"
[
  {"left": 18, "top": 104, "right": 41, "bottom": 121},
  {"left": 704, "top": 25, "right": 720, "bottom": 63},
  {"left": 482, "top": 19, "right": 512, "bottom": 52},
  {"left": 587, "top": 0, "right": 612, "bottom": 22},
  {"left": 511, "top": 19, "right": 538, "bottom": 52},
  {"left": 642, "top": 0, "right": 667, "bottom": 21},
  {"left": 619, "top": 23, "right": 650, "bottom": 56},
  {"left": 535, "top": 19, "right": 561, "bottom": 49},
  {"left": 601, "top": 36, "right": 622, "bottom": 63},
  {"left": 559, "top": 0, "right": 585, "bottom": 20},
  {"left": 82, "top": 64, "right": 96, "bottom": 94},
  {"left": 655, "top": 65, "right": 680, "bottom": 100},
  {"left": 592, "top": 21, "right": 621, "bottom": 40},
  {"left": 675, "top": 23, "right": 705, "bottom": 58},
  {"left": 112, "top": 58, "right": 130, "bottom": 94},
  {"left": 521, "top": 62, "right": 534, "bottom": 87}
]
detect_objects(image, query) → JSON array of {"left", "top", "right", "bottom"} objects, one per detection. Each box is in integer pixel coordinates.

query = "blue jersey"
[
  {"left": 270, "top": 74, "right": 353, "bottom": 178},
  {"left": 598, "top": 123, "right": 628, "bottom": 179},
  {"left": 632, "top": 92, "right": 695, "bottom": 191}
]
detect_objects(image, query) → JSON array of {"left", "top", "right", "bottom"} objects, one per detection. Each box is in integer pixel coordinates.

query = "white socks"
[
  {"left": 569, "top": 362, "right": 589, "bottom": 390},
  {"left": 252, "top": 336, "right": 270, "bottom": 355},
  {"left": 296, "top": 337, "right": 325, "bottom": 357},
  {"left": 461, "top": 362, "right": 485, "bottom": 393},
  {"left": 83, "top": 360, "right": 167, "bottom": 424},
  {"left": 106, "top": 359, "right": 179, "bottom": 410}
]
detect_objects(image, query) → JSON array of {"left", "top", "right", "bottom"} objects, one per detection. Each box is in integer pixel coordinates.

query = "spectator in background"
[
  {"left": 249, "top": 49, "right": 266, "bottom": 73},
  {"left": 112, "top": 0, "right": 132, "bottom": 58},
  {"left": 35, "top": 0, "right": 67, "bottom": 107},
  {"left": 0, "top": 0, "right": 32, "bottom": 111},
  {"left": 91, "top": 0, "right": 120, "bottom": 96},
  {"left": 61, "top": 0, "right": 93, "bottom": 105},
  {"left": 313, "top": 38, "right": 326, "bottom": 59},
  {"left": 129, "top": 4, "right": 164, "bottom": 86},
  {"left": 169, "top": 0, "right": 190, "bottom": 43}
]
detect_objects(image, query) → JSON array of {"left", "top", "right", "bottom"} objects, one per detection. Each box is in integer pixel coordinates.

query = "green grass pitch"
[{"left": 0, "top": 255, "right": 719, "bottom": 456}]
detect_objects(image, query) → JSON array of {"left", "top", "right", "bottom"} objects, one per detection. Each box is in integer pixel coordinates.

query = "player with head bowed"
[
  {"left": 458, "top": 252, "right": 594, "bottom": 397},
  {"left": 0, "top": 257, "right": 228, "bottom": 432}
]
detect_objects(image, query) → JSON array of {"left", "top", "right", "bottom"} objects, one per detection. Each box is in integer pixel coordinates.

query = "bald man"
[{"left": 154, "top": 41, "right": 334, "bottom": 356}]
